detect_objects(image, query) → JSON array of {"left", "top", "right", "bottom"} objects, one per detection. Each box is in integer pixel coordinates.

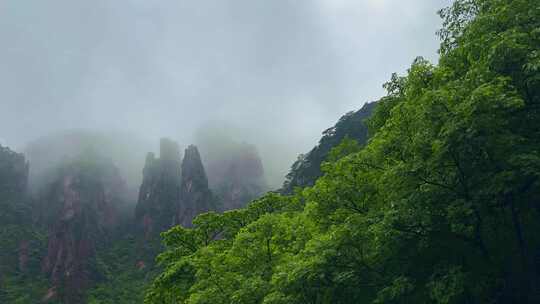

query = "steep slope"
[
  {"left": 135, "top": 138, "right": 181, "bottom": 238},
  {"left": 0, "top": 145, "right": 47, "bottom": 302},
  {"left": 83, "top": 142, "right": 217, "bottom": 303},
  {"left": 282, "top": 101, "right": 376, "bottom": 193},
  {"left": 176, "top": 145, "right": 215, "bottom": 227},
  {"left": 40, "top": 152, "right": 127, "bottom": 303},
  {"left": 147, "top": 1, "right": 540, "bottom": 302}
]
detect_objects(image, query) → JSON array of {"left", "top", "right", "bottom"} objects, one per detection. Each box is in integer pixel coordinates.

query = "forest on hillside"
[
  {"left": 145, "top": 1, "right": 540, "bottom": 303},
  {"left": 1, "top": 0, "right": 539, "bottom": 303}
]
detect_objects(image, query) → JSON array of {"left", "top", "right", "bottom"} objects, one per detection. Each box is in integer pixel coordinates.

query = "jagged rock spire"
[
  {"left": 136, "top": 141, "right": 216, "bottom": 230},
  {"left": 135, "top": 138, "right": 181, "bottom": 238},
  {"left": 181, "top": 145, "right": 208, "bottom": 190},
  {"left": 176, "top": 145, "right": 214, "bottom": 227}
]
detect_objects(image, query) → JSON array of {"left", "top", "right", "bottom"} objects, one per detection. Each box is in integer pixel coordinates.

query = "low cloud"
[{"left": 0, "top": 0, "right": 451, "bottom": 187}]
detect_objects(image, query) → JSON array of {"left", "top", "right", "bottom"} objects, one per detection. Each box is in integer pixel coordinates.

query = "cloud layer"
[{"left": 0, "top": 0, "right": 452, "bottom": 187}]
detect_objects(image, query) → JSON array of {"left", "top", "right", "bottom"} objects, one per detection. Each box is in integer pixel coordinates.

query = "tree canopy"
[{"left": 145, "top": 0, "right": 540, "bottom": 303}]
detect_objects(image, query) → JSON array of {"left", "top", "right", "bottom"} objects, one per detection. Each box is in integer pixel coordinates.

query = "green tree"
[{"left": 146, "top": 0, "right": 540, "bottom": 303}]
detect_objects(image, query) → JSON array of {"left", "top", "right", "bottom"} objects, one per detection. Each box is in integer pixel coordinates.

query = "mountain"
[
  {"left": 24, "top": 129, "right": 150, "bottom": 200},
  {"left": 175, "top": 145, "right": 215, "bottom": 227},
  {"left": 282, "top": 101, "right": 377, "bottom": 193},
  {"left": 135, "top": 138, "right": 182, "bottom": 239},
  {"left": 0, "top": 145, "right": 46, "bottom": 303},
  {"left": 39, "top": 152, "right": 128, "bottom": 303},
  {"left": 146, "top": 1, "right": 540, "bottom": 302}
]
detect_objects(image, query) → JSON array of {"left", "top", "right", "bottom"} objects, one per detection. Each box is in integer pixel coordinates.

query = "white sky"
[{"left": 0, "top": 0, "right": 452, "bottom": 186}]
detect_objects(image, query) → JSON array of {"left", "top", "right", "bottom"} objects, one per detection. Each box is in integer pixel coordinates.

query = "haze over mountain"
[
  {"left": 0, "top": 0, "right": 450, "bottom": 187},
  {"left": 2, "top": 1, "right": 539, "bottom": 303}
]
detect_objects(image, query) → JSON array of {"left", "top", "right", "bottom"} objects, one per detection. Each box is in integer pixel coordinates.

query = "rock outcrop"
[
  {"left": 135, "top": 141, "right": 216, "bottom": 230},
  {"left": 0, "top": 144, "right": 29, "bottom": 201},
  {"left": 0, "top": 145, "right": 31, "bottom": 295},
  {"left": 135, "top": 138, "right": 181, "bottom": 238},
  {"left": 40, "top": 153, "right": 127, "bottom": 303},
  {"left": 176, "top": 145, "right": 214, "bottom": 227}
]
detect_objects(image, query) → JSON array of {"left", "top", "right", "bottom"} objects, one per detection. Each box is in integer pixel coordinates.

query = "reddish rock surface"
[{"left": 40, "top": 156, "right": 126, "bottom": 303}]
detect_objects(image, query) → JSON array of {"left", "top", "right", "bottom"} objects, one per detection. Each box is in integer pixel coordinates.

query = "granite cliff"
[
  {"left": 176, "top": 145, "right": 215, "bottom": 227},
  {"left": 135, "top": 138, "right": 181, "bottom": 238},
  {"left": 40, "top": 153, "right": 127, "bottom": 303}
]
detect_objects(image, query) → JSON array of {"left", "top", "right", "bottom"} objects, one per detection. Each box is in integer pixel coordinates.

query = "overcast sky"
[{"left": 0, "top": 0, "right": 452, "bottom": 186}]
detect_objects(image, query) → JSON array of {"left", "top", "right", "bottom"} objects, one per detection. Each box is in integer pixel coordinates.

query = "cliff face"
[
  {"left": 40, "top": 154, "right": 126, "bottom": 303},
  {"left": 0, "top": 138, "right": 267, "bottom": 302},
  {"left": 0, "top": 145, "right": 32, "bottom": 294},
  {"left": 0, "top": 145, "right": 29, "bottom": 201},
  {"left": 135, "top": 138, "right": 181, "bottom": 238},
  {"left": 176, "top": 145, "right": 214, "bottom": 227},
  {"left": 135, "top": 142, "right": 215, "bottom": 229}
]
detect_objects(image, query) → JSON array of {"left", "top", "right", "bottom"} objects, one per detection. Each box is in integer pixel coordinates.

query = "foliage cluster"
[
  {"left": 86, "top": 235, "right": 161, "bottom": 304},
  {"left": 146, "top": 1, "right": 540, "bottom": 303}
]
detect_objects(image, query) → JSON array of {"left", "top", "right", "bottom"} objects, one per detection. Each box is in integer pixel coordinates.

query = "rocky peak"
[
  {"left": 176, "top": 145, "right": 214, "bottom": 227},
  {"left": 181, "top": 145, "right": 208, "bottom": 190},
  {"left": 41, "top": 153, "right": 126, "bottom": 303},
  {"left": 135, "top": 138, "right": 181, "bottom": 238}
]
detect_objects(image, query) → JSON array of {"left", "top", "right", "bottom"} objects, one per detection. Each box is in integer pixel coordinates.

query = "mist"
[{"left": 0, "top": 0, "right": 451, "bottom": 189}]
